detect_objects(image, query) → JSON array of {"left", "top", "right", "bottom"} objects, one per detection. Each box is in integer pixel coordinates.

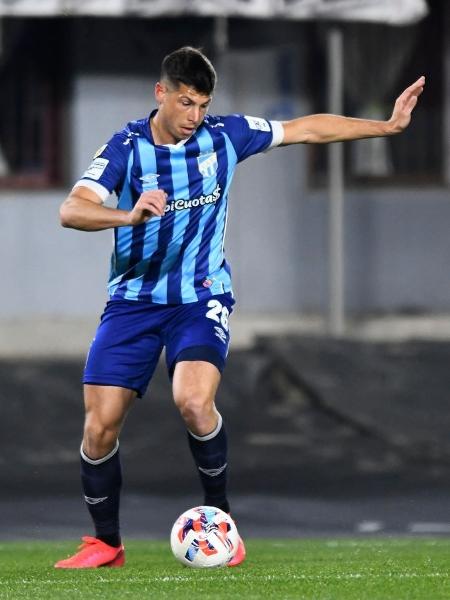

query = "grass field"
[{"left": 1, "top": 538, "right": 450, "bottom": 599}]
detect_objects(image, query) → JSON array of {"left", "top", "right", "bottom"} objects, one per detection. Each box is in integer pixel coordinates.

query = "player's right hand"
[
  {"left": 127, "top": 189, "right": 167, "bottom": 225},
  {"left": 388, "top": 75, "right": 425, "bottom": 134}
]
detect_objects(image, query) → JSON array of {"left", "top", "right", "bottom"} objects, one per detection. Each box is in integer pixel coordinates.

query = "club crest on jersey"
[{"left": 197, "top": 152, "right": 218, "bottom": 178}]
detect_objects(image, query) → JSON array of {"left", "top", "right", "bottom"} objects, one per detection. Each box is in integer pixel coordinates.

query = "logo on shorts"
[{"left": 214, "top": 326, "right": 227, "bottom": 344}]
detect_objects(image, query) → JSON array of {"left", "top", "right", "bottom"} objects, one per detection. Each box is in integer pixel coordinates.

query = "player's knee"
[
  {"left": 83, "top": 418, "right": 118, "bottom": 459},
  {"left": 175, "top": 392, "right": 214, "bottom": 432}
]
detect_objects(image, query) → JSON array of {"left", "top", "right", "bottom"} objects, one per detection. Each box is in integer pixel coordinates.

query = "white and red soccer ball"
[{"left": 170, "top": 506, "right": 239, "bottom": 568}]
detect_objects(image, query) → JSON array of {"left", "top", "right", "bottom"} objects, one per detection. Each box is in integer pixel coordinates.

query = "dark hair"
[{"left": 160, "top": 46, "right": 216, "bottom": 95}]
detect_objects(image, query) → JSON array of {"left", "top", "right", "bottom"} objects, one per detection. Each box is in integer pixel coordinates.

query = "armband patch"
[
  {"left": 83, "top": 157, "right": 109, "bottom": 181},
  {"left": 244, "top": 116, "right": 271, "bottom": 132}
]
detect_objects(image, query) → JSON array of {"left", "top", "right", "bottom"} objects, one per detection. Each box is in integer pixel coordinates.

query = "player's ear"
[{"left": 155, "top": 82, "right": 166, "bottom": 105}]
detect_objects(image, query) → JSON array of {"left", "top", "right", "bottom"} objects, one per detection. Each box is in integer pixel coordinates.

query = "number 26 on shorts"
[{"left": 205, "top": 299, "right": 229, "bottom": 331}]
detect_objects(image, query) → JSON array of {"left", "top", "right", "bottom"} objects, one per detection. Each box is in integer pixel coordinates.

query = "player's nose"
[{"left": 188, "top": 106, "right": 201, "bottom": 123}]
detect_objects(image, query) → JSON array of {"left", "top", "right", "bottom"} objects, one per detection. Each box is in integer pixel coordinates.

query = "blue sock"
[
  {"left": 80, "top": 442, "right": 122, "bottom": 547},
  {"left": 187, "top": 414, "right": 230, "bottom": 513}
]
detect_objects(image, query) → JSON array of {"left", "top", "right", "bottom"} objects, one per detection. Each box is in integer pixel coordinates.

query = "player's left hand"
[{"left": 388, "top": 76, "right": 425, "bottom": 133}]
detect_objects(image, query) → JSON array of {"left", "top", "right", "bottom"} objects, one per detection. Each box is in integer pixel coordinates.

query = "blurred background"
[{"left": 1, "top": 0, "right": 450, "bottom": 539}]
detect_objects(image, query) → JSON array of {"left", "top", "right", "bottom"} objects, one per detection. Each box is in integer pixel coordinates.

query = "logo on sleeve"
[
  {"left": 244, "top": 116, "right": 271, "bottom": 132},
  {"left": 197, "top": 152, "right": 218, "bottom": 178},
  {"left": 83, "top": 157, "right": 109, "bottom": 181},
  {"left": 123, "top": 131, "right": 140, "bottom": 145}
]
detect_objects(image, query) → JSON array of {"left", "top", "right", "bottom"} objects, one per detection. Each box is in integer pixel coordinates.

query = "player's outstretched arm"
[
  {"left": 60, "top": 187, "right": 167, "bottom": 231},
  {"left": 280, "top": 76, "right": 425, "bottom": 146}
]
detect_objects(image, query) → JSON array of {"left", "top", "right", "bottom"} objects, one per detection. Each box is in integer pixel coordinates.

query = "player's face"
[{"left": 154, "top": 82, "right": 212, "bottom": 144}]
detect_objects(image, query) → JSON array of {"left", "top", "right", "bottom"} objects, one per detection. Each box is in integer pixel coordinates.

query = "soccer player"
[{"left": 54, "top": 47, "right": 424, "bottom": 568}]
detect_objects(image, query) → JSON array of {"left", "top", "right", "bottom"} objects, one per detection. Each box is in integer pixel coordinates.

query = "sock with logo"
[
  {"left": 80, "top": 441, "right": 122, "bottom": 548},
  {"left": 187, "top": 413, "right": 230, "bottom": 514}
]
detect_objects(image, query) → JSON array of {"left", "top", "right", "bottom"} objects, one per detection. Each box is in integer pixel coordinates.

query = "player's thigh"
[
  {"left": 172, "top": 360, "right": 221, "bottom": 407},
  {"left": 83, "top": 384, "right": 136, "bottom": 431},
  {"left": 165, "top": 293, "right": 235, "bottom": 379},
  {"left": 84, "top": 299, "right": 164, "bottom": 398}
]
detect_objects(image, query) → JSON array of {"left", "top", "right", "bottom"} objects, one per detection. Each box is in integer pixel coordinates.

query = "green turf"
[{"left": 1, "top": 538, "right": 450, "bottom": 599}]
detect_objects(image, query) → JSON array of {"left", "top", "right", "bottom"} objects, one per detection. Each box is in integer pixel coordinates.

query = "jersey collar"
[{"left": 145, "top": 109, "right": 202, "bottom": 148}]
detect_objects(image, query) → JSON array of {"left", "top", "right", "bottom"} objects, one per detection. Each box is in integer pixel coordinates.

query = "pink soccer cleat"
[
  {"left": 228, "top": 535, "right": 246, "bottom": 567},
  {"left": 54, "top": 536, "right": 125, "bottom": 569}
]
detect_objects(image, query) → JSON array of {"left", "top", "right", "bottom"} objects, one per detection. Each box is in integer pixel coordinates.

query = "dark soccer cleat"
[{"left": 54, "top": 536, "right": 125, "bottom": 569}]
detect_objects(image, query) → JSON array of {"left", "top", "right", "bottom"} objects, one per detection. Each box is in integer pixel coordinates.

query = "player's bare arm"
[
  {"left": 280, "top": 75, "right": 425, "bottom": 146},
  {"left": 60, "top": 187, "right": 167, "bottom": 231}
]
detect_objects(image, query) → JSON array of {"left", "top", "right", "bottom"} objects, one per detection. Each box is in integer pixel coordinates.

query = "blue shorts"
[{"left": 83, "top": 293, "right": 235, "bottom": 397}]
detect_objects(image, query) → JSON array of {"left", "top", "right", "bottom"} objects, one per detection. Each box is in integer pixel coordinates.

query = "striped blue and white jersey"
[{"left": 75, "top": 112, "right": 283, "bottom": 304}]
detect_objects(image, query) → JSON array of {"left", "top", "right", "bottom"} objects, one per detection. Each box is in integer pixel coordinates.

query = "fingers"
[
  {"left": 138, "top": 190, "right": 167, "bottom": 217},
  {"left": 395, "top": 75, "right": 425, "bottom": 115},
  {"left": 413, "top": 77, "right": 425, "bottom": 98},
  {"left": 411, "top": 75, "right": 425, "bottom": 88},
  {"left": 404, "top": 76, "right": 425, "bottom": 98},
  {"left": 408, "top": 95, "right": 418, "bottom": 110},
  {"left": 389, "top": 76, "right": 425, "bottom": 133},
  {"left": 129, "top": 189, "right": 168, "bottom": 225},
  {"left": 397, "top": 76, "right": 424, "bottom": 103}
]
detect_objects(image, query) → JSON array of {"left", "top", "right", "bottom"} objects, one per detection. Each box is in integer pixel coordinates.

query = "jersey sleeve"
[
  {"left": 73, "top": 128, "right": 132, "bottom": 202},
  {"left": 220, "top": 114, "right": 284, "bottom": 162}
]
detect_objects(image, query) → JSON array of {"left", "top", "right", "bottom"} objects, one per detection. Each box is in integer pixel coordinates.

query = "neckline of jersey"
[{"left": 145, "top": 109, "right": 196, "bottom": 149}]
